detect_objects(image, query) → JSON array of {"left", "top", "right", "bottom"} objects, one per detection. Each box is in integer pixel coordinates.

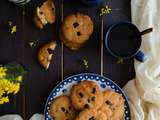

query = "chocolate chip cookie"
[
  {"left": 75, "top": 108, "right": 108, "bottom": 120},
  {"left": 50, "top": 95, "right": 76, "bottom": 120},
  {"left": 70, "top": 80, "right": 103, "bottom": 110},
  {"left": 60, "top": 13, "right": 94, "bottom": 50},
  {"left": 101, "top": 90, "right": 125, "bottom": 120}
]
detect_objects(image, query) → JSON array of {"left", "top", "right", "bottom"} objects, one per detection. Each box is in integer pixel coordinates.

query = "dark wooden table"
[{"left": 0, "top": 0, "right": 135, "bottom": 119}]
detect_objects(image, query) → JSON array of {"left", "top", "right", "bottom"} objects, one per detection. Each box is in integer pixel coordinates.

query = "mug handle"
[
  {"left": 135, "top": 51, "right": 147, "bottom": 62},
  {"left": 140, "top": 28, "right": 153, "bottom": 36}
]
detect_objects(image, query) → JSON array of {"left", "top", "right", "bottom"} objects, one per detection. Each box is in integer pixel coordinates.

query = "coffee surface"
[{"left": 107, "top": 24, "right": 141, "bottom": 57}]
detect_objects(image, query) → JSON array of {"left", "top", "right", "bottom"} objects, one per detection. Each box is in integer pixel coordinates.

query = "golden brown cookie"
[
  {"left": 38, "top": 41, "right": 56, "bottom": 70},
  {"left": 70, "top": 80, "right": 103, "bottom": 110},
  {"left": 34, "top": 13, "right": 44, "bottom": 29},
  {"left": 60, "top": 13, "right": 94, "bottom": 50},
  {"left": 50, "top": 95, "right": 77, "bottom": 120},
  {"left": 101, "top": 90, "right": 125, "bottom": 120},
  {"left": 75, "top": 108, "right": 108, "bottom": 120},
  {"left": 60, "top": 31, "right": 83, "bottom": 50},
  {"left": 34, "top": 0, "right": 56, "bottom": 29},
  {"left": 41, "top": 0, "right": 56, "bottom": 24}
]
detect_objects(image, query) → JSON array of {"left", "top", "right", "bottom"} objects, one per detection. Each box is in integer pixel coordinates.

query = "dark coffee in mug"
[{"left": 107, "top": 23, "right": 141, "bottom": 57}]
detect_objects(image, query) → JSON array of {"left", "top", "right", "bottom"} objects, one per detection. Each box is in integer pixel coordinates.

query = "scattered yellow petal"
[{"left": 11, "top": 25, "right": 17, "bottom": 34}]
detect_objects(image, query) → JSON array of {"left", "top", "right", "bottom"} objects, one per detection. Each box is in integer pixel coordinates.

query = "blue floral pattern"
[{"left": 44, "top": 73, "right": 131, "bottom": 120}]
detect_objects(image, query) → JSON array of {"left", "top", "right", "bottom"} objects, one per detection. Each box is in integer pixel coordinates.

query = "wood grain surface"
[{"left": 0, "top": 0, "right": 135, "bottom": 119}]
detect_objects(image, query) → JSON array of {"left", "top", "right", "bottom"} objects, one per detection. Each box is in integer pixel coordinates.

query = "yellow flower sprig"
[
  {"left": 80, "top": 58, "right": 89, "bottom": 69},
  {"left": 100, "top": 5, "right": 112, "bottom": 16},
  {"left": 7, "top": 21, "right": 17, "bottom": 34},
  {"left": 116, "top": 58, "right": 124, "bottom": 64},
  {"left": 0, "top": 63, "right": 25, "bottom": 105}
]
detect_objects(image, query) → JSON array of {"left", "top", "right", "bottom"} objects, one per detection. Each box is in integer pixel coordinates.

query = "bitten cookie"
[
  {"left": 101, "top": 90, "right": 125, "bottom": 120},
  {"left": 75, "top": 108, "right": 108, "bottom": 120},
  {"left": 70, "top": 80, "right": 103, "bottom": 110},
  {"left": 38, "top": 41, "right": 56, "bottom": 70},
  {"left": 60, "top": 13, "right": 94, "bottom": 50},
  {"left": 50, "top": 95, "right": 76, "bottom": 120},
  {"left": 34, "top": 0, "right": 56, "bottom": 29}
]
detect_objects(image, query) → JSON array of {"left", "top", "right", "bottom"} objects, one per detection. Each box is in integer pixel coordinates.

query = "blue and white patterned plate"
[{"left": 44, "top": 73, "right": 131, "bottom": 120}]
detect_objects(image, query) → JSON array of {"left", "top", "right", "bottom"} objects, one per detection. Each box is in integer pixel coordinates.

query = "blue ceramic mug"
[
  {"left": 81, "top": 0, "right": 103, "bottom": 6},
  {"left": 105, "top": 22, "right": 153, "bottom": 62}
]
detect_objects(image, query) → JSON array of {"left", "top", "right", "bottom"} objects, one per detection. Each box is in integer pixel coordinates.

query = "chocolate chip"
[
  {"left": 84, "top": 104, "right": 89, "bottom": 108},
  {"left": 40, "top": 11, "right": 43, "bottom": 15},
  {"left": 105, "top": 100, "right": 112, "bottom": 105},
  {"left": 73, "top": 22, "right": 79, "bottom": 28},
  {"left": 65, "top": 110, "right": 69, "bottom": 114},
  {"left": 92, "top": 88, "right": 96, "bottom": 94},
  {"left": 68, "top": 106, "right": 71, "bottom": 110},
  {"left": 77, "top": 32, "right": 81, "bottom": 36},
  {"left": 52, "top": 8, "right": 54, "bottom": 11},
  {"left": 79, "top": 92, "right": 83, "bottom": 98},
  {"left": 47, "top": 49, "right": 54, "bottom": 54},
  {"left": 89, "top": 116, "right": 96, "bottom": 120},
  {"left": 61, "top": 107, "right": 65, "bottom": 112},
  {"left": 91, "top": 96, "right": 95, "bottom": 101},
  {"left": 88, "top": 99, "right": 90, "bottom": 103}
]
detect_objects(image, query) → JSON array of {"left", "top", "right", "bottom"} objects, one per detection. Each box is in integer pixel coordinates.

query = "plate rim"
[{"left": 44, "top": 73, "right": 131, "bottom": 120}]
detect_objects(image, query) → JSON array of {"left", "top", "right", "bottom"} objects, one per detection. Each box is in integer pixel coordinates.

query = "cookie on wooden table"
[
  {"left": 101, "top": 90, "right": 125, "bottom": 120},
  {"left": 60, "top": 13, "right": 94, "bottom": 50},
  {"left": 50, "top": 95, "right": 76, "bottom": 120},
  {"left": 75, "top": 108, "right": 108, "bottom": 120},
  {"left": 38, "top": 41, "right": 56, "bottom": 70},
  {"left": 70, "top": 80, "right": 103, "bottom": 110},
  {"left": 34, "top": 0, "right": 56, "bottom": 29}
]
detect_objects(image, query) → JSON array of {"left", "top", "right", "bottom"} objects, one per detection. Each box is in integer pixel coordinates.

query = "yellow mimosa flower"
[
  {"left": 16, "top": 76, "right": 23, "bottom": 82},
  {"left": 0, "top": 96, "right": 9, "bottom": 104},
  {"left": 0, "top": 67, "right": 7, "bottom": 78}
]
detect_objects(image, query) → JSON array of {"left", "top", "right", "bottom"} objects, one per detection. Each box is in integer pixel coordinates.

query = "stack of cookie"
[{"left": 49, "top": 80, "right": 125, "bottom": 120}]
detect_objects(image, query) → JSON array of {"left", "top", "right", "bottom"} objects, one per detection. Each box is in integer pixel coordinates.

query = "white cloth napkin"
[
  {"left": 1, "top": 0, "right": 160, "bottom": 119},
  {"left": 0, "top": 114, "right": 44, "bottom": 120},
  {"left": 123, "top": 0, "right": 160, "bottom": 120}
]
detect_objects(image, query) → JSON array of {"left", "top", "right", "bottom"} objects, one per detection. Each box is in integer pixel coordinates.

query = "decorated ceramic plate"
[{"left": 44, "top": 73, "right": 131, "bottom": 120}]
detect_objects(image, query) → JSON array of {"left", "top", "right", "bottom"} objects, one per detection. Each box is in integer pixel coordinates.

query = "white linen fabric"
[
  {"left": 123, "top": 0, "right": 160, "bottom": 120},
  {"left": 1, "top": 0, "right": 159, "bottom": 119}
]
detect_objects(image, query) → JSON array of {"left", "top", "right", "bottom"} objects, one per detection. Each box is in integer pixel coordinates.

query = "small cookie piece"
[
  {"left": 41, "top": 0, "right": 56, "bottom": 24},
  {"left": 34, "top": 0, "right": 56, "bottom": 29},
  {"left": 70, "top": 80, "right": 103, "bottom": 110},
  {"left": 60, "top": 13, "right": 94, "bottom": 50},
  {"left": 75, "top": 109, "right": 108, "bottom": 120},
  {"left": 101, "top": 90, "right": 125, "bottom": 120},
  {"left": 38, "top": 41, "right": 56, "bottom": 70},
  {"left": 50, "top": 95, "right": 76, "bottom": 120},
  {"left": 34, "top": 13, "right": 44, "bottom": 29}
]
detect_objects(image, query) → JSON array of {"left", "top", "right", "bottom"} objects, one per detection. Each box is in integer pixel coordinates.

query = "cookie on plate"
[
  {"left": 75, "top": 108, "right": 108, "bottom": 120},
  {"left": 70, "top": 80, "right": 103, "bottom": 110},
  {"left": 34, "top": 0, "right": 56, "bottom": 29},
  {"left": 38, "top": 41, "right": 56, "bottom": 70},
  {"left": 50, "top": 95, "right": 77, "bottom": 120},
  {"left": 101, "top": 90, "right": 125, "bottom": 120},
  {"left": 60, "top": 13, "right": 94, "bottom": 50}
]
